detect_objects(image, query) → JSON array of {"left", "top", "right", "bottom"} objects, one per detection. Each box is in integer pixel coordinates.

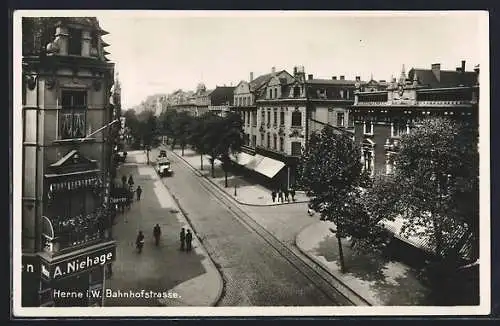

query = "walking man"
[
  {"left": 290, "top": 188, "right": 296, "bottom": 201},
  {"left": 179, "top": 228, "right": 186, "bottom": 251},
  {"left": 153, "top": 224, "right": 161, "bottom": 246},
  {"left": 284, "top": 188, "right": 290, "bottom": 202},
  {"left": 136, "top": 186, "right": 142, "bottom": 201},
  {"left": 278, "top": 189, "right": 284, "bottom": 203},
  {"left": 271, "top": 190, "right": 277, "bottom": 203},
  {"left": 185, "top": 229, "right": 193, "bottom": 252},
  {"left": 128, "top": 175, "right": 134, "bottom": 189}
]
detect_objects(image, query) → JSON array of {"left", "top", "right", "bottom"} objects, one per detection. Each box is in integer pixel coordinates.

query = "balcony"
[{"left": 42, "top": 206, "right": 113, "bottom": 257}]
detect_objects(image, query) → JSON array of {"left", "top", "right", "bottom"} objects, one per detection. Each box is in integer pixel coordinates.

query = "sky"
[{"left": 89, "top": 11, "right": 487, "bottom": 109}]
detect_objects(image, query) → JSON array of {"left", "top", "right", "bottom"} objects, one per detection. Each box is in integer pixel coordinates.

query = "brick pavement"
[{"left": 105, "top": 150, "right": 223, "bottom": 306}]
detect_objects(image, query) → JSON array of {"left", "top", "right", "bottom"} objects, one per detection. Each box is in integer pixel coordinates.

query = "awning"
[
  {"left": 253, "top": 157, "right": 285, "bottom": 178},
  {"left": 245, "top": 154, "right": 265, "bottom": 170},
  {"left": 230, "top": 152, "right": 254, "bottom": 166}
]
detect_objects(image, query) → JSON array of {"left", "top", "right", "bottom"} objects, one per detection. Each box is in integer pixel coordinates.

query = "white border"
[{"left": 12, "top": 10, "right": 490, "bottom": 317}]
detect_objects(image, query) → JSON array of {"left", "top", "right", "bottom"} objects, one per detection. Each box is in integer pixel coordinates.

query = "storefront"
[{"left": 38, "top": 242, "right": 116, "bottom": 306}]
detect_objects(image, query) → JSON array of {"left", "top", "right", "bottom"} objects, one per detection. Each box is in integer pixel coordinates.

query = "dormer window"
[
  {"left": 293, "top": 86, "right": 301, "bottom": 98},
  {"left": 91, "top": 31, "right": 98, "bottom": 49},
  {"left": 269, "top": 89, "right": 273, "bottom": 99},
  {"left": 68, "top": 27, "right": 82, "bottom": 55}
]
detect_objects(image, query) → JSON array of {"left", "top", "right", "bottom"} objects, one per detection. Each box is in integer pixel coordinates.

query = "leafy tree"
[
  {"left": 216, "top": 112, "right": 244, "bottom": 187},
  {"left": 170, "top": 111, "right": 192, "bottom": 155},
  {"left": 298, "top": 126, "right": 380, "bottom": 272},
  {"left": 159, "top": 109, "right": 178, "bottom": 142},
  {"left": 122, "top": 109, "right": 141, "bottom": 148},
  {"left": 365, "top": 117, "right": 479, "bottom": 261},
  {"left": 137, "top": 110, "right": 158, "bottom": 148},
  {"left": 187, "top": 114, "right": 209, "bottom": 170},
  {"left": 200, "top": 113, "right": 224, "bottom": 178}
]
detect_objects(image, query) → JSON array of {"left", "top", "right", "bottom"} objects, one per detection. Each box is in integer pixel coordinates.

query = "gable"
[
  {"left": 46, "top": 149, "right": 99, "bottom": 175},
  {"left": 234, "top": 81, "right": 250, "bottom": 95}
]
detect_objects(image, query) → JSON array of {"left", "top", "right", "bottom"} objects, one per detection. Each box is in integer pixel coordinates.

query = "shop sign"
[{"left": 41, "top": 244, "right": 116, "bottom": 280}]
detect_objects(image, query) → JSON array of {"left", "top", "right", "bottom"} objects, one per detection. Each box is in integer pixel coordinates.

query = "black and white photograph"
[{"left": 12, "top": 10, "right": 490, "bottom": 316}]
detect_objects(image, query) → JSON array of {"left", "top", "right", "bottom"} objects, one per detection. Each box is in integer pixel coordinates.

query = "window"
[
  {"left": 252, "top": 112, "right": 257, "bottom": 126},
  {"left": 273, "top": 111, "right": 277, "bottom": 126},
  {"left": 60, "top": 90, "right": 87, "bottom": 139},
  {"left": 364, "top": 120, "right": 373, "bottom": 135},
  {"left": 68, "top": 28, "right": 82, "bottom": 55},
  {"left": 385, "top": 154, "right": 394, "bottom": 175},
  {"left": 293, "top": 86, "right": 301, "bottom": 97},
  {"left": 280, "top": 111, "right": 285, "bottom": 126},
  {"left": 251, "top": 135, "right": 256, "bottom": 147},
  {"left": 261, "top": 110, "right": 265, "bottom": 124},
  {"left": 274, "top": 88, "right": 278, "bottom": 99},
  {"left": 362, "top": 150, "right": 374, "bottom": 175},
  {"left": 91, "top": 31, "right": 98, "bottom": 49},
  {"left": 291, "top": 142, "right": 302, "bottom": 156},
  {"left": 340, "top": 89, "right": 344, "bottom": 99},
  {"left": 248, "top": 96, "right": 252, "bottom": 106},
  {"left": 267, "top": 111, "right": 271, "bottom": 126},
  {"left": 291, "top": 110, "right": 302, "bottom": 126},
  {"left": 267, "top": 133, "right": 271, "bottom": 148},
  {"left": 273, "top": 134, "right": 277, "bottom": 149},
  {"left": 337, "top": 112, "right": 345, "bottom": 127},
  {"left": 269, "top": 89, "right": 272, "bottom": 99},
  {"left": 346, "top": 89, "right": 350, "bottom": 99},
  {"left": 260, "top": 133, "right": 265, "bottom": 146},
  {"left": 391, "top": 122, "right": 407, "bottom": 138},
  {"left": 243, "top": 97, "right": 247, "bottom": 106},
  {"left": 279, "top": 136, "right": 284, "bottom": 152}
]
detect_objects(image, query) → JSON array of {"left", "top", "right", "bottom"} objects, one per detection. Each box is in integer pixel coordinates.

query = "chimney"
[
  {"left": 332, "top": 76, "right": 337, "bottom": 80},
  {"left": 462, "top": 60, "right": 466, "bottom": 72},
  {"left": 431, "top": 63, "right": 441, "bottom": 82},
  {"left": 340, "top": 75, "right": 345, "bottom": 80},
  {"left": 250, "top": 72, "right": 254, "bottom": 81},
  {"left": 355, "top": 76, "right": 361, "bottom": 81},
  {"left": 271, "top": 66, "right": 276, "bottom": 74},
  {"left": 308, "top": 74, "right": 313, "bottom": 80},
  {"left": 293, "top": 67, "right": 297, "bottom": 75}
]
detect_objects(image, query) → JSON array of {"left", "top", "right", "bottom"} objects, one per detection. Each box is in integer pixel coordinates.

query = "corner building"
[{"left": 21, "top": 17, "right": 117, "bottom": 307}]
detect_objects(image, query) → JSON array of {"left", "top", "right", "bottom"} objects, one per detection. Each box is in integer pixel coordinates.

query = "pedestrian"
[
  {"left": 290, "top": 188, "right": 296, "bottom": 201},
  {"left": 284, "top": 188, "right": 290, "bottom": 202},
  {"left": 278, "top": 189, "right": 284, "bottom": 203},
  {"left": 121, "top": 175, "right": 127, "bottom": 188},
  {"left": 179, "top": 228, "right": 186, "bottom": 251},
  {"left": 185, "top": 229, "right": 193, "bottom": 252},
  {"left": 153, "top": 224, "right": 161, "bottom": 246},
  {"left": 136, "top": 231, "right": 145, "bottom": 253},
  {"left": 136, "top": 186, "right": 142, "bottom": 201},
  {"left": 271, "top": 190, "right": 277, "bottom": 203}
]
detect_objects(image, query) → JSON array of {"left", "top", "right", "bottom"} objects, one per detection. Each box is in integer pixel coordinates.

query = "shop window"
[
  {"left": 291, "top": 110, "right": 302, "bottom": 126},
  {"left": 60, "top": 90, "right": 87, "bottom": 139},
  {"left": 68, "top": 28, "right": 82, "bottom": 55},
  {"left": 291, "top": 142, "right": 302, "bottom": 156}
]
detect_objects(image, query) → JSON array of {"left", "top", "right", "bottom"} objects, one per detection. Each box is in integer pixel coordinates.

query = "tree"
[
  {"left": 170, "top": 111, "right": 192, "bottom": 155},
  {"left": 216, "top": 112, "right": 244, "bottom": 187},
  {"left": 298, "top": 126, "right": 380, "bottom": 273},
  {"left": 366, "top": 117, "right": 479, "bottom": 261},
  {"left": 122, "top": 109, "right": 141, "bottom": 148},
  {"left": 159, "top": 109, "right": 178, "bottom": 143},
  {"left": 200, "top": 113, "right": 224, "bottom": 178},
  {"left": 137, "top": 110, "right": 158, "bottom": 148},
  {"left": 187, "top": 114, "right": 208, "bottom": 170}
]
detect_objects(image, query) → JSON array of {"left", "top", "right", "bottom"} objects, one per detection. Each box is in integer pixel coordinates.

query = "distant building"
[
  {"left": 208, "top": 86, "right": 235, "bottom": 116},
  {"left": 351, "top": 60, "right": 479, "bottom": 176}
]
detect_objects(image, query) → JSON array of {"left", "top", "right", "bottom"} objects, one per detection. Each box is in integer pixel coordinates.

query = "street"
[{"left": 159, "top": 149, "right": 353, "bottom": 306}]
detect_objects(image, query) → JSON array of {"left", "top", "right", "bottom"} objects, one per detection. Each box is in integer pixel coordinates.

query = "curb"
[
  {"left": 170, "top": 150, "right": 310, "bottom": 208},
  {"left": 294, "top": 222, "right": 374, "bottom": 306},
  {"left": 118, "top": 153, "right": 225, "bottom": 307}
]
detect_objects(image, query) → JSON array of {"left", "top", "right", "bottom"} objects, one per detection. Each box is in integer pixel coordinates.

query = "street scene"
[{"left": 15, "top": 11, "right": 488, "bottom": 314}]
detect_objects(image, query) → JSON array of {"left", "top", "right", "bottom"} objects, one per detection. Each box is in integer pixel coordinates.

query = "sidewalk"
[
  {"left": 106, "top": 150, "right": 223, "bottom": 307},
  {"left": 296, "top": 221, "right": 433, "bottom": 306},
  {"left": 161, "top": 146, "right": 309, "bottom": 206}
]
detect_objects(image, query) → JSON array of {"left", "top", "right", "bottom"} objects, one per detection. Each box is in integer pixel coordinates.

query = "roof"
[
  {"left": 249, "top": 72, "right": 274, "bottom": 91},
  {"left": 306, "top": 79, "right": 360, "bottom": 86},
  {"left": 408, "top": 68, "right": 476, "bottom": 88}
]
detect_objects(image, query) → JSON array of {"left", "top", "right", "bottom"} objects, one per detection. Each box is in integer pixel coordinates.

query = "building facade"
[
  {"left": 351, "top": 61, "right": 479, "bottom": 176},
  {"left": 231, "top": 66, "right": 360, "bottom": 189},
  {"left": 207, "top": 86, "right": 235, "bottom": 116},
  {"left": 21, "top": 17, "right": 117, "bottom": 307}
]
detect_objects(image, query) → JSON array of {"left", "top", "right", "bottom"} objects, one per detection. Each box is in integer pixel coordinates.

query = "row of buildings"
[
  {"left": 159, "top": 62, "right": 479, "bottom": 190},
  {"left": 21, "top": 17, "right": 121, "bottom": 307}
]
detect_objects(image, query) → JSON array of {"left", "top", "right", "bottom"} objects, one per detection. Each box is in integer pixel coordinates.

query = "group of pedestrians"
[
  {"left": 271, "top": 188, "right": 296, "bottom": 203},
  {"left": 136, "top": 226, "right": 193, "bottom": 253},
  {"left": 116, "top": 175, "right": 143, "bottom": 213}
]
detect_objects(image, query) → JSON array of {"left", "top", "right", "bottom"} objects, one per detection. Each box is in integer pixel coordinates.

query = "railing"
[{"left": 43, "top": 207, "right": 112, "bottom": 256}]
